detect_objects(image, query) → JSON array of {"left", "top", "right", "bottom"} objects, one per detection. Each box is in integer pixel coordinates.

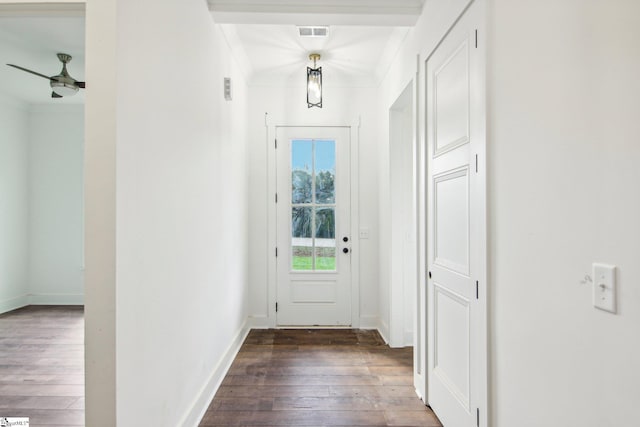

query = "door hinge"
[
  {"left": 275, "top": 247, "right": 278, "bottom": 257},
  {"left": 475, "top": 29, "right": 478, "bottom": 48},
  {"left": 476, "top": 281, "right": 479, "bottom": 299},
  {"left": 275, "top": 193, "right": 278, "bottom": 203},
  {"left": 275, "top": 302, "right": 278, "bottom": 312},
  {"left": 475, "top": 154, "right": 478, "bottom": 173},
  {"left": 477, "top": 408, "right": 480, "bottom": 426},
  {"left": 275, "top": 139, "right": 277, "bottom": 149}
]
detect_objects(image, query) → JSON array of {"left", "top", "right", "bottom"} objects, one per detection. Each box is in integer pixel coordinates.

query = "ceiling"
[
  {"left": 0, "top": 16, "right": 85, "bottom": 105},
  {"left": 223, "top": 24, "right": 409, "bottom": 87},
  {"left": 212, "top": 0, "right": 423, "bottom": 87},
  {"left": 0, "top": 1, "right": 423, "bottom": 104}
]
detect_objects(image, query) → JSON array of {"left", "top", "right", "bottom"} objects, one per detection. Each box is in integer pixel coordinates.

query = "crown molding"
[
  {"left": 0, "top": 1, "right": 85, "bottom": 17},
  {"left": 208, "top": 0, "right": 424, "bottom": 25}
]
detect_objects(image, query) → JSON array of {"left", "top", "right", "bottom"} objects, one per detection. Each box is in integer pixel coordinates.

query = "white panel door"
[
  {"left": 276, "top": 127, "right": 351, "bottom": 326},
  {"left": 426, "top": 1, "right": 486, "bottom": 426}
]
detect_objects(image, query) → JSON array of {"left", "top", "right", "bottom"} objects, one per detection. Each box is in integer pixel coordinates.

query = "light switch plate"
[
  {"left": 359, "top": 228, "right": 370, "bottom": 239},
  {"left": 593, "top": 263, "right": 616, "bottom": 313}
]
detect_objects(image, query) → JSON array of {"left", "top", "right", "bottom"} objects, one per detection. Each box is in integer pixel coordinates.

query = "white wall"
[
  {"left": 0, "top": 92, "right": 84, "bottom": 315},
  {"left": 0, "top": 95, "right": 29, "bottom": 313},
  {"left": 85, "top": 0, "right": 250, "bottom": 425},
  {"left": 488, "top": 1, "right": 640, "bottom": 425},
  {"left": 84, "top": 0, "right": 117, "bottom": 420},
  {"left": 28, "top": 105, "right": 84, "bottom": 304},
  {"left": 246, "top": 83, "right": 380, "bottom": 328},
  {"left": 382, "top": 0, "right": 640, "bottom": 424}
]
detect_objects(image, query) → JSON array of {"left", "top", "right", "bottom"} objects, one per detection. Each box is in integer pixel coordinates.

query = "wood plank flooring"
[
  {"left": 1, "top": 309, "right": 441, "bottom": 427},
  {"left": 200, "top": 329, "right": 442, "bottom": 427},
  {"left": 0, "top": 305, "right": 84, "bottom": 426}
]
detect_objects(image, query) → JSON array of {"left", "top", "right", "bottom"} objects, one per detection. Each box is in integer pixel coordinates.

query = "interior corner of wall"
[
  {"left": 247, "top": 314, "right": 270, "bottom": 329},
  {"left": 377, "top": 318, "right": 390, "bottom": 344},
  {"left": 404, "top": 329, "right": 414, "bottom": 347},
  {"left": 0, "top": 294, "right": 29, "bottom": 315},
  {"left": 357, "top": 315, "right": 378, "bottom": 329}
]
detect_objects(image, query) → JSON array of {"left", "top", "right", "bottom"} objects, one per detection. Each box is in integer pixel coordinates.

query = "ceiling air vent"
[{"left": 298, "top": 26, "right": 329, "bottom": 37}]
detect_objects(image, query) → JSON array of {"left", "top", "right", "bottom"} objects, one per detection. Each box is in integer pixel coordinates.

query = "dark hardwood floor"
[
  {"left": 200, "top": 329, "right": 442, "bottom": 427},
  {"left": 0, "top": 305, "right": 84, "bottom": 426},
  {"left": 1, "top": 309, "right": 441, "bottom": 427}
]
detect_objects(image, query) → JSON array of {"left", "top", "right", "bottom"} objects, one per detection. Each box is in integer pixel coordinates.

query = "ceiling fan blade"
[
  {"left": 51, "top": 91, "right": 63, "bottom": 98},
  {"left": 7, "top": 64, "right": 52, "bottom": 80},
  {"left": 76, "top": 81, "right": 85, "bottom": 88}
]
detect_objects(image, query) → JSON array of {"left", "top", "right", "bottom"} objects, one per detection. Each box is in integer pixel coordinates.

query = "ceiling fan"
[{"left": 6, "top": 53, "right": 85, "bottom": 98}]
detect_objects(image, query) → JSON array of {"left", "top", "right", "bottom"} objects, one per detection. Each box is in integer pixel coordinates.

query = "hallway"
[
  {"left": 2, "top": 1, "right": 638, "bottom": 425},
  {"left": 200, "top": 329, "right": 441, "bottom": 426}
]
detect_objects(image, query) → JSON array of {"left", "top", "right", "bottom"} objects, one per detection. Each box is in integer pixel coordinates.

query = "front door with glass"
[{"left": 276, "top": 127, "right": 351, "bottom": 326}]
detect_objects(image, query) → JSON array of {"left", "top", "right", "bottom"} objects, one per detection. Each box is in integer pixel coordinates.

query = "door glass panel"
[
  {"left": 292, "top": 141, "right": 312, "bottom": 204},
  {"left": 315, "top": 247, "right": 336, "bottom": 270},
  {"left": 291, "top": 139, "right": 337, "bottom": 271},
  {"left": 315, "top": 207, "right": 335, "bottom": 271},
  {"left": 315, "top": 140, "right": 335, "bottom": 203},
  {"left": 315, "top": 207, "right": 335, "bottom": 238},
  {"left": 292, "top": 207, "right": 312, "bottom": 270}
]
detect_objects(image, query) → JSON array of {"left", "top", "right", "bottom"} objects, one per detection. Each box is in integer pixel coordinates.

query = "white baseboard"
[
  {"left": 180, "top": 320, "right": 250, "bottom": 427},
  {"left": 28, "top": 294, "right": 84, "bottom": 305},
  {"left": 378, "top": 319, "right": 390, "bottom": 344},
  {"left": 359, "top": 315, "right": 380, "bottom": 330},
  {"left": 246, "top": 314, "right": 385, "bottom": 332},
  {"left": 0, "top": 294, "right": 29, "bottom": 314},
  {"left": 247, "top": 315, "right": 271, "bottom": 329},
  {"left": 404, "top": 330, "right": 414, "bottom": 347}
]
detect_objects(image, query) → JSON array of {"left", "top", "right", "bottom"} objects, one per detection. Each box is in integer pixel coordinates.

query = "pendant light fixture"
[{"left": 307, "top": 53, "right": 322, "bottom": 108}]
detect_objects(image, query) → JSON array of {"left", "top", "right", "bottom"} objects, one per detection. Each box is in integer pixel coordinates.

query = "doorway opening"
[
  {"left": 0, "top": 5, "right": 86, "bottom": 423},
  {"left": 388, "top": 82, "right": 418, "bottom": 348}
]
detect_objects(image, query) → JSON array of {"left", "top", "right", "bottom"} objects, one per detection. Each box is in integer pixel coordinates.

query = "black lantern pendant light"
[{"left": 307, "top": 53, "right": 322, "bottom": 108}]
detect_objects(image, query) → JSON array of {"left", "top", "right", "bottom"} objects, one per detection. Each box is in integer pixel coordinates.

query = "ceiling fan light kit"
[
  {"left": 307, "top": 53, "right": 322, "bottom": 108},
  {"left": 51, "top": 81, "right": 79, "bottom": 97},
  {"left": 6, "top": 52, "right": 85, "bottom": 99}
]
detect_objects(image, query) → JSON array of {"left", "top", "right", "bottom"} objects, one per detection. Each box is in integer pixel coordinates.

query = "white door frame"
[
  {"left": 418, "top": 0, "right": 487, "bottom": 424},
  {"left": 388, "top": 75, "right": 428, "bottom": 401},
  {"left": 265, "top": 115, "right": 361, "bottom": 328},
  {"left": 389, "top": 82, "right": 417, "bottom": 348}
]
